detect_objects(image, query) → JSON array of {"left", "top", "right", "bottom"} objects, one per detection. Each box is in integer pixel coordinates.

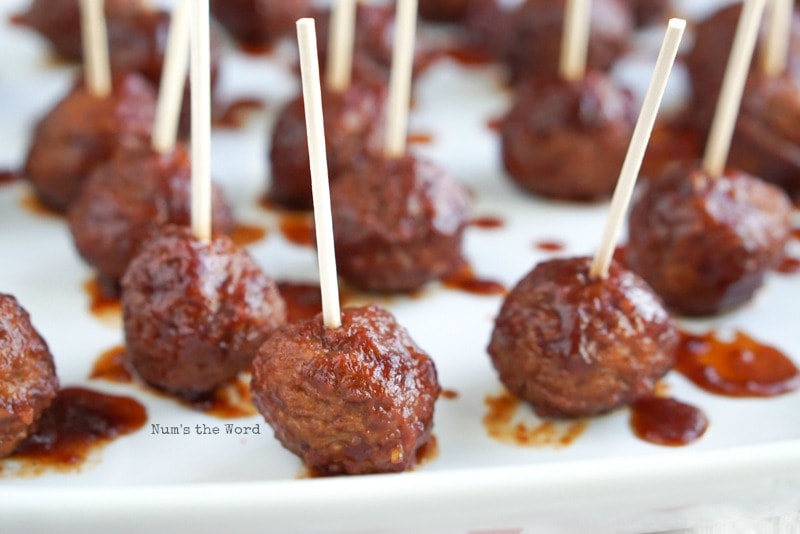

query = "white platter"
[{"left": 0, "top": 0, "right": 799, "bottom": 532}]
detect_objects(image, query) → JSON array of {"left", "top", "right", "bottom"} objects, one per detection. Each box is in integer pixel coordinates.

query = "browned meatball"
[
  {"left": 211, "top": 0, "right": 313, "bottom": 48},
  {"left": 627, "top": 0, "right": 669, "bottom": 27},
  {"left": 419, "top": 0, "right": 470, "bottom": 22},
  {"left": 268, "top": 78, "right": 387, "bottom": 210},
  {"left": 686, "top": 3, "right": 800, "bottom": 136},
  {"left": 331, "top": 151, "right": 470, "bottom": 292},
  {"left": 251, "top": 304, "right": 440, "bottom": 475},
  {"left": 19, "top": 0, "right": 142, "bottom": 61},
  {"left": 68, "top": 144, "right": 235, "bottom": 295},
  {"left": 0, "top": 294, "right": 59, "bottom": 458},
  {"left": 502, "top": 0, "right": 632, "bottom": 81},
  {"left": 728, "top": 74, "right": 800, "bottom": 200},
  {"left": 626, "top": 162, "right": 792, "bottom": 317},
  {"left": 501, "top": 71, "right": 636, "bottom": 201},
  {"left": 463, "top": 0, "right": 511, "bottom": 59},
  {"left": 121, "top": 226, "right": 286, "bottom": 397},
  {"left": 488, "top": 257, "right": 677, "bottom": 418},
  {"left": 23, "top": 72, "right": 156, "bottom": 212}
]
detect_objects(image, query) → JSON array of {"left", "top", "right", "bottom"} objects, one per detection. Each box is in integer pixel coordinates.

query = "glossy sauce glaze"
[
  {"left": 5, "top": 387, "right": 146, "bottom": 473},
  {"left": 442, "top": 264, "right": 507, "bottom": 296},
  {"left": 90, "top": 346, "right": 258, "bottom": 419},
  {"left": 229, "top": 222, "right": 268, "bottom": 247},
  {"left": 483, "top": 389, "right": 589, "bottom": 448},
  {"left": 534, "top": 240, "right": 566, "bottom": 253},
  {"left": 20, "top": 191, "right": 62, "bottom": 218},
  {"left": 675, "top": 330, "right": 800, "bottom": 397},
  {"left": 469, "top": 216, "right": 505, "bottom": 230},
  {"left": 278, "top": 213, "right": 315, "bottom": 247},
  {"left": 84, "top": 277, "right": 121, "bottom": 319},
  {"left": 775, "top": 255, "right": 800, "bottom": 275},
  {"left": 0, "top": 169, "right": 20, "bottom": 185},
  {"left": 629, "top": 397, "right": 708, "bottom": 446}
]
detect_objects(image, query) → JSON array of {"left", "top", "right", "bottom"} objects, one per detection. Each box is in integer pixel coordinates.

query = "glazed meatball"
[
  {"left": 463, "top": 0, "right": 512, "bottom": 59},
  {"left": 18, "top": 0, "right": 142, "bottom": 61},
  {"left": 626, "top": 162, "right": 792, "bottom": 316},
  {"left": 627, "top": 0, "right": 669, "bottom": 27},
  {"left": 501, "top": 71, "right": 636, "bottom": 201},
  {"left": 268, "top": 78, "right": 387, "bottom": 210},
  {"left": 685, "top": 3, "right": 800, "bottom": 136},
  {"left": 23, "top": 72, "right": 156, "bottom": 212},
  {"left": 68, "top": 143, "right": 235, "bottom": 295},
  {"left": 488, "top": 257, "right": 677, "bottom": 418},
  {"left": 121, "top": 226, "right": 286, "bottom": 397},
  {"left": 331, "top": 151, "right": 470, "bottom": 292},
  {"left": 502, "top": 0, "right": 632, "bottom": 81},
  {"left": 211, "top": 0, "right": 313, "bottom": 48},
  {"left": 728, "top": 74, "right": 800, "bottom": 200},
  {"left": 251, "top": 304, "right": 440, "bottom": 475},
  {"left": 0, "top": 294, "right": 59, "bottom": 459},
  {"left": 419, "top": 0, "right": 470, "bottom": 22}
]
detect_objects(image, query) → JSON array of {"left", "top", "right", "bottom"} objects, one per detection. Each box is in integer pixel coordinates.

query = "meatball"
[
  {"left": 728, "top": 73, "right": 800, "bottom": 200},
  {"left": 685, "top": 3, "right": 800, "bottom": 136},
  {"left": 627, "top": 0, "right": 669, "bottom": 27},
  {"left": 23, "top": 72, "right": 156, "bottom": 212},
  {"left": 502, "top": 0, "right": 632, "bottom": 81},
  {"left": 419, "top": 0, "right": 470, "bottom": 22},
  {"left": 121, "top": 226, "right": 286, "bottom": 397},
  {"left": 488, "top": 257, "right": 677, "bottom": 418},
  {"left": 331, "top": 151, "right": 470, "bottom": 292},
  {"left": 68, "top": 143, "right": 235, "bottom": 295},
  {"left": 19, "top": 0, "right": 142, "bottom": 61},
  {"left": 501, "top": 71, "right": 636, "bottom": 201},
  {"left": 211, "top": 0, "right": 313, "bottom": 48},
  {"left": 0, "top": 294, "right": 59, "bottom": 459},
  {"left": 463, "top": 0, "right": 511, "bottom": 59},
  {"left": 268, "top": 78, "right": 387, "bottom": 210},
  {"left": 251, "top": 304, "right": 440, "bottom": 475},
  {"left": 626, "top": 162, "right": 792, "bottom": 317}
]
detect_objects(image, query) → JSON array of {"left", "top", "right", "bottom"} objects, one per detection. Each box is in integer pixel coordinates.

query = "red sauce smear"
[
  {"left": 91, "top": 345, "right": 132, "bottom": 383},
  {"left": 83, "top": 277, "right": 121, "bottom": 319},
  {"left": 230, "top": 222, "right": 268, "bottom": 247},
  {"left": 0, "top": 169, "right": 21, "bottom": 185},
  {"left": 20, "top": 191, "right": 62, "bottom": 218},
  {"left": 407, "top": 132, "right": 434, "bottom": 145},
  {"left": 240, "top": 41, "right": 276, "bottom": 56},
  {"left": 441, "top": 389, "right": 459, "bottom": 400},
  {"left": 469, "top": 216, "right": 504, "bottom": 229},
  {"left": 675, "top": 330, "right": 800, "bottom": 397},
  {"left": 486, "top": 117, "right": 502, "bottom": 132},
  {"left": 483, "top": 390, "right": 588, "bottom": 448},
  {"left": 90, "top": 346, "right": 257, "bottom": 419},
  {"left": 442, "top": 264, "right": 507, "bottom": 296},
  {"left": 279, "top": 213, "right": 315, "bottom": 247},
  {"left": 8, "top": 387, "right": 146, "bottom": 471},
  {"left": 629, "top": 397, "right": 708, "bottom": 446},
  {"left": 441, "top": 45, "right": 495, "bottom": 66},
  {"left": 613, "top": 245, "right": 629, "bottom": 268},
  {"left": 775, "top": 256, "right": 800, "bottom": 275},
  {"left": 214, "top": 98, "right": 265, "bottom": 128},
  {"left": 535, "top": 240, "right": 565, "bottom": 253},
  {"left": 8, "top": 13, "right": 26, "bottom": 26},
  {"left": 277, "top": 282, "right": 323, "bottom": 323},
  {"left": 791, "top": 227, "right": 800, "bottom": 240}
]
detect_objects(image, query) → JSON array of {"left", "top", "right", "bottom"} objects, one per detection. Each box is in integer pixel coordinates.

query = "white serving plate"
[{"left": 0, "top": 1, "right": 798, "bottom": 532}]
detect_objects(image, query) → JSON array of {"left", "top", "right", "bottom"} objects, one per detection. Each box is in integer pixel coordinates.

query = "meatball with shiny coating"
[
  {"left": 626, "top": 162, "right": 792, "bottom": 316},
  {"left": 503, "top": 0, "right": 632, "bottom": 81},
  {"left": 268, "top": 77, "right": 387, "bottom": 210},
  {"left": 501, "top": 71, "right": 636, "bottom": 201},
  {"left": 331, "top": 152, "right": 470, "bottom": 292},
  {"left": 68, "top": 143, "right": 235, "bottom": 295},
  {"left": 23, "top": 72, "right": 156, "bottom": 212},
  {"left": 121, "top": 226, "right": 286, "bottom": 397},
  {"left": 488, "top": 257, "right": 677, "bottom": 418},
  {"left": 0, "top": 294, "right": 59, "bottom": 458},
  {"left": 211, "top": 0, "right": 312, "bottom": 48},
  {"left": 251, "top": 305, "right": 440, "bottom": 475}
]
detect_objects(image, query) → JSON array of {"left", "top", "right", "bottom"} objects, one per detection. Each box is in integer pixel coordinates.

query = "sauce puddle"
[
  {"left": 214, "top": 98, "right": 265, "bottom": 128},
  {"left": 442, "top": 264, "right": 506, "bottom": 296},
  {"left": 629, "top": 397, "right": 708, "bottom": 446},
  {"left": 230, "top": 222, "right": 268, "bottom": 247},
  {"left": 469, "top": 216, "right": 504, "bottom": 230}
]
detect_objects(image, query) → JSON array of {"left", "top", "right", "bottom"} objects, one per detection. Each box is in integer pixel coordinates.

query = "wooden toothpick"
[
  {"left": 384, "top": 0, "right": 419, "bottom": 158},
  {"left": 590, "top": 19, "right": 686, "bottom": 279},
  {"left": 325, "top": 0, "right": 358, "bottom": 92},
  {"left": 190, "top": 0, "right": 212, "bottom": 242},
  {"left": 762, "top": 0, "right": 793, "bottom": 76},
  {"left": 559, "top": 0, "right": 592, "bottom": 81},
  {"left": 79, "top": 0, "right": 111, "bottom": 97},
  {"left": 702, "top": 0, "right": 768, "bottom": 177},
  {"left": 297, "top": 18, "right": 342, "bottom": 329}
]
